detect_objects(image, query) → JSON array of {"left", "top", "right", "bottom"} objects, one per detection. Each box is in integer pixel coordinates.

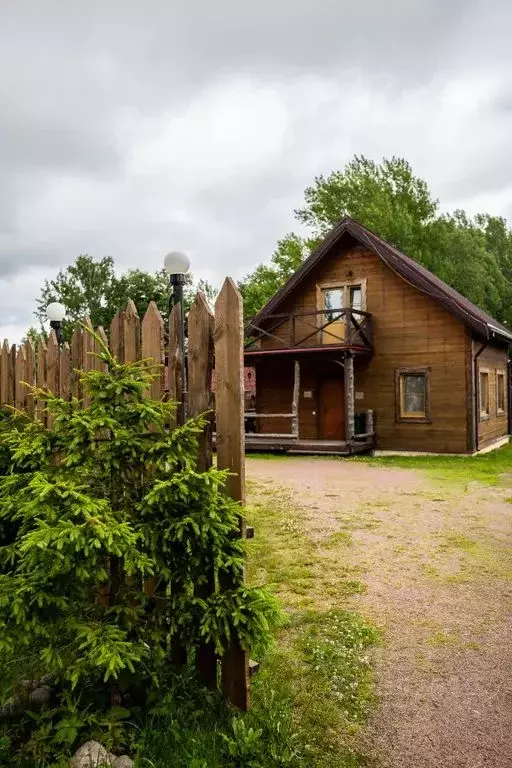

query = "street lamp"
[
  {"left": 164, "top": 251, "right": 190, "bottom": 423},
  {"left": 46, "top": 302, "right": 66, "bottom": 345}
]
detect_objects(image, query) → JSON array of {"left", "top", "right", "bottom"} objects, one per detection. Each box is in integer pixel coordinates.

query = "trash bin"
[{"left": 354, "top": 412, "right": 366, "bottom": 435}]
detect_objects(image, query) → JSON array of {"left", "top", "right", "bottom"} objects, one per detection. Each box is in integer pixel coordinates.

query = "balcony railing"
[{"left": 245, "top": 307, "right": 373, "bottom": 353}]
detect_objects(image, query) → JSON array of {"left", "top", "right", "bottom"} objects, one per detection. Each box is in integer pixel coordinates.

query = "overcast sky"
[{"left": 1, "top": 0, "right": 512, "bottom": 341}]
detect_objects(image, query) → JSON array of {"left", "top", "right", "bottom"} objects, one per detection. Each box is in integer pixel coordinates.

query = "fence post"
[
  {"left": 70, "top": 328, "right": 83, "bottom": 401},
  {"left": 141, "top": 302, "right": 164, "bottom": 599},
  {"left": 60, "top": 342, "right": 71, "bottom": 402},
  {"left": 0, "top": 341, "right": 9, "bottom": 406},
  {"left": 167, "top": 302, "right": 187, "bottom": 666},
  {"left": 188, "top": 291, "right": 216, "bottom": 688},
  {"left": 215, "top": 277, "right": 249, "bottom": 710},
  {"left": 141, "top": 302, "right": 164, "bottom": 401},
  {"left": 188, "top": 292, "right": 214, "bottom": 471},
  {"left": 15, "top": 346, "right": 26, "bottom": 412},
  {"left": 110, "top": 309, "right": 125, "bottom": 363},
  {"left": 94, "top": 327, "right": 109, "bottom": 373},
  {"left": 37, "top": 340, "right": 48, "bottom": 423},
  {"left": 124, "top": 300, "right": 140, "bottom": 364},
  {"left": 24, "top": 339, "right": 36, "bottom": 417}
]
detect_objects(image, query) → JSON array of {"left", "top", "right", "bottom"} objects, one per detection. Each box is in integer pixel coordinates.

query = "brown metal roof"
[{"left": 251, "top": 216, "right": 512, "bottom": 343}]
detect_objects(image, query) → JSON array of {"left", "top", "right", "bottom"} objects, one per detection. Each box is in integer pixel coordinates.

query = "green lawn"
[
  {"left": 132, "top": 481, "right": 379, "bottom": 768},
  {"left": 88, "top": 446, "right": 512, "bottom": 767},
  {"left": 364, "top": 441, "right": 512, "bottom": 486}
]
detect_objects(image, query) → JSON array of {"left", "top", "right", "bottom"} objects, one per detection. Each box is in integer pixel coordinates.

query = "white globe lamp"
[
  {"left": 164, "top": 251, "right": 190, "bottom": 276},
  {"left": 46, "top": 302, "right": 66, "bottom": 345},
  {"left": 46, "top": 302, "right": 66, "bottom": 322}
]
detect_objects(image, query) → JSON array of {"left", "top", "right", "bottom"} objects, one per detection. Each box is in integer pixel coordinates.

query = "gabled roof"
[{"left": 251, "top": 216, "right": 512, "bottom": 343}]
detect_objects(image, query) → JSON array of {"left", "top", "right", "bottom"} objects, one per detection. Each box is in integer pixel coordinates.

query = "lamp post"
[
  {"left": 46, "top": 302, "right": 66, "bottom": 346},
  {"left": 164, "top": 251, "right": 191, "bottom": 423}
]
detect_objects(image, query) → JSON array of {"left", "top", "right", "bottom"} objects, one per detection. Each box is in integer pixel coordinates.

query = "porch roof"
[{"left": 244, "top": 343, "right": 369, "bottom": 361}]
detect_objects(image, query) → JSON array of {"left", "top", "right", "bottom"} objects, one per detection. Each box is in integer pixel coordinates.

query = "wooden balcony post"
[
  {"left": 344, "top": 307, "right": 349, "bottom": 344},
  {"left": 345, "top": 352, "right": 355, "bottom": 442}
]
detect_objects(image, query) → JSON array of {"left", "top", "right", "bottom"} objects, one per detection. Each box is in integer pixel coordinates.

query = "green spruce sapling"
[{"left": 0, "top": 329, "right": 280, "bottom": 760}]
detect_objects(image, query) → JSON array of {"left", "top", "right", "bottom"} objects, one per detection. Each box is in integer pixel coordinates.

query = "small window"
[
  {"left": 396, "top": 368, "right": 429, "bottom": 421},
  {"left": 349, "top": 285, "right": 363, "bottom": 312},
  {"left": 479, "top": 371, "right": 489, "bottom": 418},
  {"left": 322, "top": 287, "right": 344, "bottom": 323},
  {"left": 497, "top": 372, "right": 506, "bottom": 414}
]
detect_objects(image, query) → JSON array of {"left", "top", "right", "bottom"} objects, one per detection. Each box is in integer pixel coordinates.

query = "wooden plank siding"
[
  {"left": 256, "top": 243, "right": 473, "bottom": 453},
  {"left": 474, "top": 341, "right": 509, "bottom": 449}
]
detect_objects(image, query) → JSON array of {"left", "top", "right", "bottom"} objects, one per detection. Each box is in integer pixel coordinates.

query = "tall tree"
[
  {"left": 240, "top": 155, "right": 512, "bottom": 325},
  {"left": 239, "top": 234, "right": 312, "bottom": 321}
]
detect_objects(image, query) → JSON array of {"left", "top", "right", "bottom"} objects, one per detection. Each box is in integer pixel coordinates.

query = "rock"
[
  {"left": 107, "top": 754, "right": 117, "bottom": 766},
  {"left": 70, "top": 741, "right": 111, "bottom": 767},
  {"left": 113, "top": 757, "right": 134, "bottom": 768},
  {"left": 29, "top": 685, "right": 53, "bottom": 711},
  {"left": 20, "top": 679, "right": 39, "bottom": 692}
]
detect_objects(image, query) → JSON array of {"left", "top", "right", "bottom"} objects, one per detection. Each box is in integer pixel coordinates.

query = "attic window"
[{"left": 395, "top": 368, "right": 430, "bottom": 423}]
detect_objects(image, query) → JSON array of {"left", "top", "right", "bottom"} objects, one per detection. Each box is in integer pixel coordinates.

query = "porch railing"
[{"left": 245, "top": 307, "right": 372, "bottom": 353}]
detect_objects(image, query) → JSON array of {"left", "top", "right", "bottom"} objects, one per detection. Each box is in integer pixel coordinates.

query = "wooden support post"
[
  {"left": 345, "top": 353, "right": 355, "bottom": 442},
  {"left": 366, "top": 409, "right": 374, "bottom": 435},
  {"left": 215, "top": 278, "right": 249, "bottom": 711},
  {"left": 292, "top": 359, "right": 300, "bottom": 438}
]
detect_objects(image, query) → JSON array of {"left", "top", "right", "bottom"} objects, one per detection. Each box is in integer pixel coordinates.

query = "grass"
[
  {"left": 246, "top": 484, "right": 366, "bottom": 610},
  {"left": 424, "top": 528, "right": 512, "bottom": 584},
  {"left": 363, "top": 441, "right": 512, "bottom": 486},
  {"left": 243, "top": 486, "right": 379, "bottom": 767},
  {"left": 126, "top": 479, "right": 380, "bottom": 768}
]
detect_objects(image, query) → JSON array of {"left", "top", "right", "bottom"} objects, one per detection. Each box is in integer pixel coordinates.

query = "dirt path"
[{"left": 247, "top": 456, "right": 512, "bottom": 768}]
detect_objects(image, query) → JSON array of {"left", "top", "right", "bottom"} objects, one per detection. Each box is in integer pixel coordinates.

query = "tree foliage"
[
  {"left": 240, "top": 155, "right": 512, "bottom": 325},
  {"left": 0, "top": 335, "right": 279, "bottom": 761},
  {"left": 36, "top": 256, "right": 218, "bottom": 341},
  {"left": 239, "top": 234, "right": 311, "bottom": 321}
]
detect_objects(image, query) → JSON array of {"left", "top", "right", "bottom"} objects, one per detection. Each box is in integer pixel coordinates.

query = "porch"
[
  {"left": 243, "top": 435, "right": 374, "bottom": 456},
  {"left": 242, "top": 349, "right": 376, "bottom": 455}
]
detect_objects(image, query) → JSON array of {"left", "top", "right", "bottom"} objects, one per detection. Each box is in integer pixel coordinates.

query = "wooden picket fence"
[{"left": 0, "top": 278, "right": 249, "bottom": 709}]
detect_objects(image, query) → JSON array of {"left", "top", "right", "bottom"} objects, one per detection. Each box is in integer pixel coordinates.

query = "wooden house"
[{"left": 244, "top": 216, "right": 512, "bottom": 455}]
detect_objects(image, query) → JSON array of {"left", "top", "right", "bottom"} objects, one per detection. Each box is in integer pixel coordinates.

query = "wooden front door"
[{"left": 319, "top": 377, "right": 345, "bottom": 440}]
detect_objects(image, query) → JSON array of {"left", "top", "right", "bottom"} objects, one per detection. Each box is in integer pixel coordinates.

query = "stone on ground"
[{"left": 70, "top": 741, "right": 114, "bottom": 767}]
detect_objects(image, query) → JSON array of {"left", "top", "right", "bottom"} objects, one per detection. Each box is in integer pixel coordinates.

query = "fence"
[{"left": 0, "top": 278, "right": 250, "bottom": 710}]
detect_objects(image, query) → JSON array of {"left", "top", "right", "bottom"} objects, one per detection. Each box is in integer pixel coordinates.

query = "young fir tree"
[{"left": 0, "top": 331, "right": 278, "bottom": 758}]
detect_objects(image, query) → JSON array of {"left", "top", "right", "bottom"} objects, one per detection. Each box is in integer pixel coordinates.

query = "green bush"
[{"left": 0, "top": 331, "right": 280, "bottom": 763}]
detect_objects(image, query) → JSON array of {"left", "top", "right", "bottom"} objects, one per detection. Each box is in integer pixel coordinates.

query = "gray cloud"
[{"left": 1, "top": 0, "right": 512, "bottom": 340}]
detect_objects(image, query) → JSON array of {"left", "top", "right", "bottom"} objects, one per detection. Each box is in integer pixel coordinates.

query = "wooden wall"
[
  {"left": 255, "top": 239, "right": 476, "bottom": 453},
  {"left": 255, "top": 358, "right": 348, "bottom": 440},
  {"left": 474, "top": 342, "right": 509, "bottom": 449}
]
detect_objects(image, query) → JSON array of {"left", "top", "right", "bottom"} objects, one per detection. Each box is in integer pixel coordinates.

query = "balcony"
[{"left": 245, "top": 307, "right": 373, "bottom": 358}]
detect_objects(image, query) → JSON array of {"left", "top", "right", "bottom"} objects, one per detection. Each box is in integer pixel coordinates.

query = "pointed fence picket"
[{"left": 0, "top": 287, "right": 249, "bottom": 709}]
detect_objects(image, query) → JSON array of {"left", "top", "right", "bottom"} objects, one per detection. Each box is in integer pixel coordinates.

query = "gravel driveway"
[{"left": 247, "top": 456, "right": 512, "bottom": 768}]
